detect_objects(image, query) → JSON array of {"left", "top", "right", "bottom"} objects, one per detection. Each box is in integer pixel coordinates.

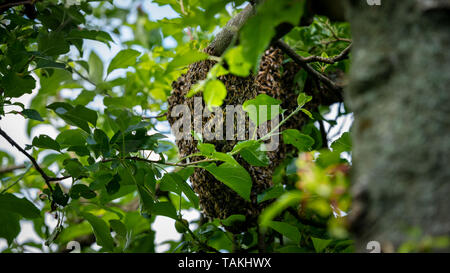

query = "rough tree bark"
[{"left": 345, "top": 0, "right": 450, "bottom": 252}]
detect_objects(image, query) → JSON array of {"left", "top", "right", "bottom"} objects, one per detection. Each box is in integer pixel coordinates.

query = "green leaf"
[
  {"left": 203, "top": 79, "right": 227, "bottom": 110},
  {"left": 34, "top": 58, "right": 67, "bottom": 70},
  {"left": 166, "top": 49, "right": 208, "bottom": 72},
  {"left": 56, "top": 129, "right": 88, "bottom": 148},
  {"left": 68, "top": 29, "right": 113, "bottom": 45},
  {"left": 22, "top": 109, "right": 44, "bottom": 121},
  {"left": 37, "top": 31, "right": 70, "bottom": 56},
  {"left": 73, "top": 105, "right": 98, "bottom": 127},
  {"left": 47, "top": 103, "right": 96, "bottom": 132},
  {"left": 203, "top": 163, "right": 252, "bottom": 201},
  {"left": 88, "top": 51, "right": 104, "bottom": 83},
  {"left": 197, "top": 143, "right": 216, "bottom": 157},
  {"left": 311, "top": 237, "right": 332, "bottom": 253},
  {"left": 297, "top": 93, "right": 313, "bottom": 108},
  {"left": 243, "top": 94, "right": 281, "bottom": 126},
  {"left": 257, "top": 185, "right": 284, "bottom": 203},
  {"left": 136, "top": 184, "right": 154, "bottom": 214},
  {"left": 81, "top": 212, "right": 115, "bottom": 251},
  {"left": 109, "top": 219, "right": 127, "bottom": 237},
  {"left": 221, "top": 214, "right": 246, "bottom": 227},
  {"left": 63, "top": 158, "right": 87, "bottom": 179},
  {"left": 32, "top": 135, "right": 60, "bottom": 151},
  {"left": 268, "top": 221, "right": 301, "bottom": 244},
  {"left": 224, "top": 46, "right": 252, "bottom": 77},
  {"left": 106, "top": 174, "right": 121, "bottom": 195},
  {"left": 1, "top": 73, "right": 35, "bottom": 98},
  {"left": 240, "top": 0, "right": 305, "bottom": 67},
  {"left": 161, "top": 173, "right": 199, "bottom": 209},
  {"left": 52, "top": 184, "right": 69, "bottom": 207},
  {"left": 301, "top": 109, "right": 313, "bottom": 119},
  {"left": 0, "top": 193, "right": 41, "bottom": 219},
  {"left": 294, "top": 70, "right": 308, "bottom": 93},
  {"left": 238, "top": 141, "right": 269, "bottom": 167},
  {"left": 276, "top": 246, "right": 307, "bottom": 253},
  {"left": 152, "top": 202, "right": 178, "bottom": 220},
  {"left": 0, "top": 210, "right": 20, "bottom": 245},
  {"left": 69, "top": 184, "right": 96, "bottom": 200},
  {"left": 209, "top": 63, "right": 229, "bottom": 78},
  {"left": 331, "top": 132, "right": 352, "bottom": 153},
  {"left": 107, "top": 49, "right": 141, "bottom": 74},
  {"left": 259, "top": 191, "right": 303, "bottom": 226},
  {"left": 282, "top": 129, "right": 315, "bottom": 152}
]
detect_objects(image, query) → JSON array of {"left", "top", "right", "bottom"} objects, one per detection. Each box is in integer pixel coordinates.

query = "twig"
[
  {"left": 0, "top": 164, "right": 26, "bottom": 175},
  {"left": 141, "top": 112, "right": 167, "bottom": 120},
  {"left": 302, "top": 43, "right": 352, "bottom": 64},
  {"left": 275, "top": 40, "right": 343, "bottom": 92},
  {"left": 180, "top": 220, "right": 220, "bottom": 253},
  {"left": 0, "top": 0, "right": 32, "bottom": 11},
  {"left": 0, "top": 128, "right": 70, "bottom": 192},
  {"left": 101, "top": 156, "right": 215, "bottom": 167},
  {"left": 1, "top": 165, "right": 32, "bottom": 194}
]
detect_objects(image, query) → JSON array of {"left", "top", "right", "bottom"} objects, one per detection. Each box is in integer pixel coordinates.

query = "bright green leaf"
[
  {"left": 203, "top": 163, "right": 252, "bottom": 201},
  {"left": 107, "top": 49, "right": 141, "bottom": 74}
]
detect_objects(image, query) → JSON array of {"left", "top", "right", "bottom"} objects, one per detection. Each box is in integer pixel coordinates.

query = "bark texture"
[{"left": 346, "top": 0, "right": 450, "bottom": 252}]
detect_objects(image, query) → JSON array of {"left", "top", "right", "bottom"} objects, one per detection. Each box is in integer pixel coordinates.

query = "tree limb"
[
  {"left": 0, "top": 0, "right": 33, "bottom": 12},
  {"left": 303, "top": 43, "right": 352, "bottom": 64},
  {"left": 208, "top": 2, "right": 260, "bottom": 56},
  {"left": 0, "top": 164, "right": 26, "bottom": 175},
  {"left": 275, "top": 40, "right": 344, "bottom": 92},
  {"left": 0, "top": 128, "right": 70, "bottom": 192}
]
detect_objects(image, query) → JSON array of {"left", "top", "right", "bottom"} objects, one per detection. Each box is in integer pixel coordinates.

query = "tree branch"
[
  {"left": 303, "top": 43, "right": 352, "bottom": 64},
  {"left": 0, "top": 0, "right": 33, "bottom": 12},
  {"left": 0, "top": 128, "right": 70, "bottom": 192},
  {"left": 0, "top": 164, "right": 26, "bottom": 175},
  {"left": 208, "top": 2, "right": 260, "bottom": 56},
  {"left": 101, "top": 156, "right": 215, "bottom": 167},
  {"left": 275, "top": 40, "right": 344, "bottom": 92}
]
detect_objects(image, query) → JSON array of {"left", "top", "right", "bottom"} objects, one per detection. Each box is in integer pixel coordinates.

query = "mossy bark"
[{"left": 345, "top": 0, "right": 450, "bottom": 252}]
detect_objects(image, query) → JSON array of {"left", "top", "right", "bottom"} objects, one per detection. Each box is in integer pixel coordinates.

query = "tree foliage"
[{"left": 0, "top": 0, "right": 358, "bottom": 253}]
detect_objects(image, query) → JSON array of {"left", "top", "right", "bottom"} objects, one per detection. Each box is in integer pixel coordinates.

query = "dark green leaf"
[
  {"left": 268, "top": 221, "right": 301, "bottom": 243},
  {"left": 1, "top": 73, "right": 35, "bottom": 98},
  {"left": 32, "top": 135, "right": 60, "bottom": 151},
  {"left": 152, "top": 202, "right": 178, "bottom": 220},
  {"left": 56, "top": 129, "right": 88, "bottom": 148},
  {"left": 238, "top": 141, "right": 269, "bottom": 167},
  {"left": 22, "top": 109, "right": 44, "bottom": 121},
  {"left": 282, "top": 129, "right": 315, "bottom": 152},
  {"left": 52, "top": 184, "right": 69, "bottom": 207},
  {"left": 81, "top": 212, "right": 115, "bottom": 251},
  {"left": 311, "top": 237, "right": 332, "bottom": 253},
  {"left": 69, "top": 184, "right": 96, "bottom": 200},
  {"left": 0, "top": 210, "right": 20, "bottom": 245},
  {"left": 0, "top": 193, "right": 41, "bottom": 218},
  {"left": 161, "top": 173, "right": 199, "bottom": 209}
]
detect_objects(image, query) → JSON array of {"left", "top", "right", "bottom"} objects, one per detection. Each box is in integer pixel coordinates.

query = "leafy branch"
[
  {"left": 0, "top": 128, "right": 70, "bottom": 192},
  {"left": 275, "top": 40, "right": 344, "bottom": 92}
]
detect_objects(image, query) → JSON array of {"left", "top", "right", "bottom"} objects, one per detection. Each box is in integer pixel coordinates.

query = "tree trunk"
[{"left": 346, "top": 0, "right": 450, "bottom": 252}]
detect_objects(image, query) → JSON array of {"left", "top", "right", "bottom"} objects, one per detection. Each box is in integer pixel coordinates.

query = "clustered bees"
[{"left": 168, "top": 46, "right": 314, "bottom": 232}]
